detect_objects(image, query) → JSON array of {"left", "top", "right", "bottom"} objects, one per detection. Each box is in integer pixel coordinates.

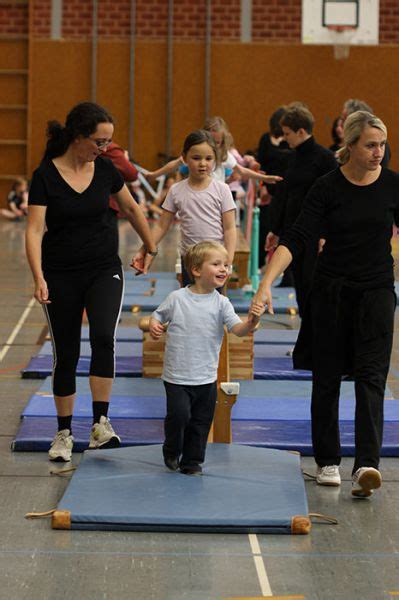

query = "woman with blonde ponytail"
[{"left": 253, "top": 110, "right": 398, "bottom": 499}]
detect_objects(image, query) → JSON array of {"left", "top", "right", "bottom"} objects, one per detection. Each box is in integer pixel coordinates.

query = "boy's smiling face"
[{"left": 192, "top": 250, "right": 229, "bottom": 291}]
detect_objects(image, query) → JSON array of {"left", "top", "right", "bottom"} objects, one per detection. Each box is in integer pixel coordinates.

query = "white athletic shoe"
[
  {"left": 48, "top": 429, "right": 74, "bottom": 462},
  {"left": 89, "top": 416, "right": 121, "bottom": 449},
  {"left": 352, "top": 467, "right": 382, "bottom": 498},
  {"left": 316, "top": 465, "right": 341, "bottom": 486}
]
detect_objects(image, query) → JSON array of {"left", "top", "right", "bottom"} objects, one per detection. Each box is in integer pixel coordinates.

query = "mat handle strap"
[{"left": 309, "top": 512, "right": 338, "bottom": 525}]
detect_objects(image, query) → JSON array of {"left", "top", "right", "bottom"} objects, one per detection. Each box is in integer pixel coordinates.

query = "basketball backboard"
[{"left": 302, "top": 0, "right": 379, "bottom": 46}]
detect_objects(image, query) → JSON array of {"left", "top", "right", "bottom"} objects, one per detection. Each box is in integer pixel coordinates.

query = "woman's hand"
[
  {"left": 130, "top": 247, "right": 155, "bottom": 275},
  {"left": 265, "top": 232, "right": 279, "bottom": 251},
  {"left": 252, "top": 285, "right": 274, "bottom": 315},
  {"left": 34, "top": 277, "right": 51, "bottom": 304}
]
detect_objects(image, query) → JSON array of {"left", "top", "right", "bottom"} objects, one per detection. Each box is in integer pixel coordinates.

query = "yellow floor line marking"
[
  {"left": 388, "top": 593, "right": 399, "bottom": 596},
  {"left": 0, "top": 297, "right": 36, "bottom": 363},
  {"left": 248, "top": 534, "right": 272, "bottom": 596}
]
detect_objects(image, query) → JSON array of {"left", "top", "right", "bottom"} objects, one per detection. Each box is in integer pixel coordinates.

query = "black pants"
[
  {"left": 163, "top": 381, "right": 217, "bottom": 468},
  {"left": 310, "top": 286, "right": 395, "bottom": 472},
  {"left": 43, "top": 265, "right": 124, "bottom": 397}
]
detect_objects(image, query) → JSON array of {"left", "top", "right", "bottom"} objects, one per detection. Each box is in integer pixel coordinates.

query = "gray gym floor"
[{"left": 1, "top": 218, "right": 398, "bottom": 600}]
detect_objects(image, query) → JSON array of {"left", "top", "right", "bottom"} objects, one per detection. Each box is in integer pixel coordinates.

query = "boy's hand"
[
  {"left": 149, "top": 319, "right": 165, "bottom": 339},
  {"left": 250, "top": 301, "right": 265, "bottom": 318}
]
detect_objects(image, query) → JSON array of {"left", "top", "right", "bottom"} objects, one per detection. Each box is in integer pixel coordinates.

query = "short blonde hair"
[
  {"left": 337, "top": 110, "right": 387, "bottom": 165},
  {"left": 184, "top": 241, "right": 228, "bottom": 282}
]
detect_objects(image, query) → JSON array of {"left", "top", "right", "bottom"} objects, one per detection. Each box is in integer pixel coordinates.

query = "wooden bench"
[{"left": 229, "top": 228, "right": 250, "bottom": 289}]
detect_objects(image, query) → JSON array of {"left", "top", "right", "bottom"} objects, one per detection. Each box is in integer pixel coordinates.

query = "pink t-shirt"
[{"left": 162, "top": 178, "right": 236, "bottom": 255}]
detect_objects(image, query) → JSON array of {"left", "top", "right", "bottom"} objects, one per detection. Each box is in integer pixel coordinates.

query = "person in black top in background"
[
  {"left": 26, "top": 102, "right": 157, "bottom": 462},
  {"left": 329, "top": 116, "right": 344, "bottom": 155},
  {"left": 256, "top": 106, "right": 292, "bottom": 271},
  {"left": 252, "top": 111, "right": 398, "bottom": 498},
  {"left": 266, "top": 104, "right": 337, "bottom": 315}
]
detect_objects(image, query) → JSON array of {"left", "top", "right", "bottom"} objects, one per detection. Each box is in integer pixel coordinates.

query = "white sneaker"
[
  {"left": 48, "top": 429, "right": 74, "bottom": 462},
  {"left": 352, "top": 467, "right": 382, "bottom": 498},
  {"left": 89, "top": 416, "right": 121, "bottom": 449},
  {"left": 316, "top": 465, "right": 341, "bottom": 486}
]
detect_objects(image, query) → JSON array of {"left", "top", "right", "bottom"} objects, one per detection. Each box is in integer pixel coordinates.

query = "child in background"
[
  {"left": 150, "top": 241, "right": 265, "bottom": 475},
  {"left": 203, "top": 116, "right": 281, "bottom": 185},
  {"left": 1, "top": 177, "right": 28, "bottom": 221},
  {"left": 144, "top": 117, "right": 282, "bottom": 186},
  {"left": 134, "top": 129, "right": 237, "bottom": 286}
]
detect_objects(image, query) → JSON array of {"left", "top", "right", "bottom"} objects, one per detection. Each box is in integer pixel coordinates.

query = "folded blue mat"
[
  {"left": 79, "top": 325, "right": 299, "bottom": 344},
  {"left": 12, "top": 417, "right": 399, "bottom": 456},
  {"left": 21, "top": 356, "right": 143, "bottom": 379},
  {"left": 38, "top": 340, "right": 295, "bottom": 359},
  {"left": 29, "top": 376, "right": 391, "bottom": 399},
  {"left": 53, "top": 444, "right": 309, "bottom": 533},
  {"left": 22, "top": 391, "right": 399, "bottom": 421},
  {"left": 80, "top": 326, "right": 142, "bottom": 342}
]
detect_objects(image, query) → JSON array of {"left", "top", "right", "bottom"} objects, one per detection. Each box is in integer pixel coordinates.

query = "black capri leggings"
[{"left": 43, "top": 265, "right": 124, "bottom": 397}]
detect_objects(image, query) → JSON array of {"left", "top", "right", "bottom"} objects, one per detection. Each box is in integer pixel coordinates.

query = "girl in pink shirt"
[{"left": 134, "top": 130, "right": 236, "bottom": 286}]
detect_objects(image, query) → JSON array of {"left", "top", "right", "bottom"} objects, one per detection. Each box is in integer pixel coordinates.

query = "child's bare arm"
[{"left": 146, "top": 157, "right": 183, "bottom": 180}]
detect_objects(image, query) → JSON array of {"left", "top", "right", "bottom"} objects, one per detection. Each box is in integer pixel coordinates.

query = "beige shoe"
[
  {"left": 89, "top": 416, "right": 121, "bottom": 449},
  {"left": 48, "top": 429, "right": 73, "bottom": 462}
]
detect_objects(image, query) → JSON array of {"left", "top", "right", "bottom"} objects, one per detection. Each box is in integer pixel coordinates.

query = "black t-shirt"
[
  {"left": 280, "top": 167, "right": 399, "bottom": 288},
  {"left": 28, "top": 156, "right": 124, "bottom": 271}
]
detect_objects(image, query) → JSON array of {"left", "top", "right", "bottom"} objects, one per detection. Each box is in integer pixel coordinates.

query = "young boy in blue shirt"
[{"left": 150, "top": 240, "right": 265, "bottom": 475}]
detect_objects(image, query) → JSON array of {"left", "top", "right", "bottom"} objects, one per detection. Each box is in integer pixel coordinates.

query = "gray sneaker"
[
  {"left": 48, "top": 429, "right": 74, "bottom": 462},
  {"left": 352, "top": 467, "right": 382, "bottom": 498},
  {"left": 316, "top": 465, "right": 341, "bottom": 486},
  {"left": 89, "top": 416, "right": 121, "bottom": 449}
]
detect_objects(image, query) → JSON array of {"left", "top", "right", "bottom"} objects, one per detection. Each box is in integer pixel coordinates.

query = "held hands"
[
  {"left": 247, "top": 299, "right": 266, "bottom": 330},
  {"left": 34, "top": 277, "right": 51, "bottom": 304},
  {"left": 252, "top": 286, "right": 274, "bottom": 315},
  {"left": 265, "top": 232, "right": 279, "bottom": 251},
  {"left": 130, "top": 247, "right": 155, "bottom": 276},
  {"left": 149, "top": 318, "right": 165, "bottom": 340}
]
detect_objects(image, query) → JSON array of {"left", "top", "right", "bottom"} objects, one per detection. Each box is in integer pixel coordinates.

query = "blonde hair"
[
  {"left": 203, "top": 116, "right": 233, "bottom": 163},
  {"left": 184, "top": 241, "right": 228, "bottom": 282},
  {"left": 337, "top": 110, "right": 387, "bottom": 165}
]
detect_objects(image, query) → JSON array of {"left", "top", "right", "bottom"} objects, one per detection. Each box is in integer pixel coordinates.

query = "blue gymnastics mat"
[
  {"left": 51, "top": 444, "right": 311, "bottom": 534},
  {"left": 13, "top": 377, "right": 399, "bottom": 455},
  {"left": 12, "top": 417, "right": 399, "bottom": 456},
  {"left": 21, "top": 343, "right": 306, "bottom": 380},
  {"left": 78, "top": 325, "right": 299, "bottom": 345},
  {"left": 80, "top": 326, "right": 142, "bottom": 342}
]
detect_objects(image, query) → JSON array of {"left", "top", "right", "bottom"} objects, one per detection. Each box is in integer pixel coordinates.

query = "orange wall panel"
[{"left": 28, "top": 39, "right": 399, "bottom": 178}]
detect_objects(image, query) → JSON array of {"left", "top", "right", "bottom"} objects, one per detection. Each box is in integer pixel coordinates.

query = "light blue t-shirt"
[{"left": 151, "top": 287, "right": 242, "bottom": 385}]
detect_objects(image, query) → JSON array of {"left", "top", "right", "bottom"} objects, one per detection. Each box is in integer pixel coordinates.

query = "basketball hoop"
[{"left": 327, "top": 25, "right": 356, "bottom": 60}]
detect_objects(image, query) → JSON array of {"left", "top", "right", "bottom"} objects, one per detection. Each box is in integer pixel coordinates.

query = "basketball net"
[{"left": 327, "top": 25, "right": 356, "bottom": 60}]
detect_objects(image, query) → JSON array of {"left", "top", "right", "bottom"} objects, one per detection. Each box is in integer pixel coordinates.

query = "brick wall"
[
  {"left": 0, "top": 2, "right": 28, "bottom": 36},
  {"left": 252, "top": 0, "right": 301, "bottom": 42},
  {"left": 380, "top": 0, "right": 399, "bottom": 43},
  {"left": 1, "top": 0, "right": 399, "bottom": 44}
]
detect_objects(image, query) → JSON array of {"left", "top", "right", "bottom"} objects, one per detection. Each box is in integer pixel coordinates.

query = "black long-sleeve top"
[
  {"left": 270, "top": 136, "right": 337, "bottom": 235},
  {"left": 280, "top": 167, "right": 399, "bottom": 289}
]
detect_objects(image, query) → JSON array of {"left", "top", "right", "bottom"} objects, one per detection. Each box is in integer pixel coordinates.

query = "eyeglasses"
[{"left": 89, "top": 138, "right": 113, "bottom": 149}]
